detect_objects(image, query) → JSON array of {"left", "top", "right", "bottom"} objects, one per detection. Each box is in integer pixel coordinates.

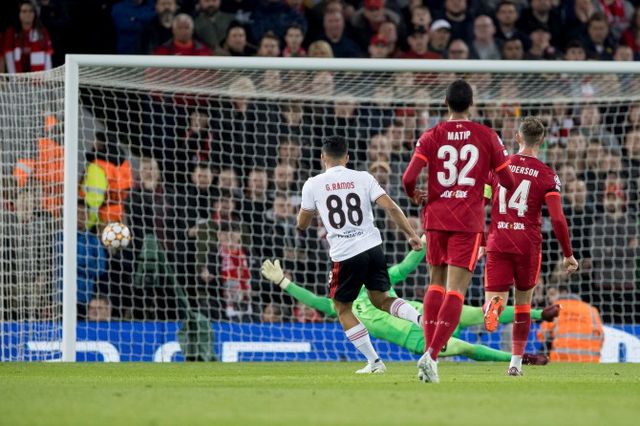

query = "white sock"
[
  {"left": 510, "top": 355, "right": 523, "bottom": 370},
  {"left": 389, "top": 298, "right": 422, "bottom": 327},
  {"left": 345, "top": 323, "right": 379, "bottom": 364}
]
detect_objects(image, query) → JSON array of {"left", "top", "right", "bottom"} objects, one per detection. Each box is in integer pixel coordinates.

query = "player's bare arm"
[
  {"left": 296, "top": 208, "right": 314, "bottom": 232},
  {"left": 375, "top": 194, "right": 423, "bottom": 251}
]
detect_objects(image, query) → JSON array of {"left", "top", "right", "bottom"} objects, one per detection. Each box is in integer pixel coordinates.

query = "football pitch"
[{"left": 1, "top": 363, "right": 639, "bottom": 426}]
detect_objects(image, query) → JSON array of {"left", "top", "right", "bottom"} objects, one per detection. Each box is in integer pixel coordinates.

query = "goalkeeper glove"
[{"left": 261, "top": 259, "right": 291, "bottom": 289}]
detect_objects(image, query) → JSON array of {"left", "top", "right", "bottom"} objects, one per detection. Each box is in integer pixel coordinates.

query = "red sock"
[
  {"left": 429, "top": 291, "right": 464, "bottom": 360},
  {"left": 423, "top": 285, "right": 445, "bottom": 351},
  {"left": 512, "top": 304, "right": 531, "bottom": 356}
]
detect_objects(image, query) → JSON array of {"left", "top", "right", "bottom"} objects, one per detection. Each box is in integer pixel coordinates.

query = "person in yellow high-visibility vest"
[{"left": 81, "top": 132, "right": 133, "bottom": 228}]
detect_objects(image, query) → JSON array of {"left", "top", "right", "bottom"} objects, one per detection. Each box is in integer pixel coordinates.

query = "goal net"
[{"left": 2, "top": 58, "right": 639, "bottom": 362}]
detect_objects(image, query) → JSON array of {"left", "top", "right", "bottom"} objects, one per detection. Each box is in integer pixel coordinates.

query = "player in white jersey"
[{"left": 296, "top": 136, "right": 423, "bottom": 374}]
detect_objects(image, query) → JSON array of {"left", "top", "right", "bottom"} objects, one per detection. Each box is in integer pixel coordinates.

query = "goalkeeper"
[{"left": 261, "top": 239, "right": 557, "bottom": 363}]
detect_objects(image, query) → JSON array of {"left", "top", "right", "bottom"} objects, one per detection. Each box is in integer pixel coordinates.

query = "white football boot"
[
  {"left": 417, "top": 351, "right": 439, "bottom": 383},
  {"left": 355, "top": 359, "right": 386, "bottom": 374}
]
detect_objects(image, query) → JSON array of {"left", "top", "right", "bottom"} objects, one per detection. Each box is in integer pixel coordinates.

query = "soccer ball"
[{"left": 101, "top": 222, "right": 132, "bottom": 250}]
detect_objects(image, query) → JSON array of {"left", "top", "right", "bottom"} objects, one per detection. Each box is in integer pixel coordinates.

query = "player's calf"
[{"left": 369, "top": 291, "right": 422, "bottom": 328}]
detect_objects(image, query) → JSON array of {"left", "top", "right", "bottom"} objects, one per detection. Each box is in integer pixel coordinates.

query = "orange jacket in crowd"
[
  {"left": 537, "top": 295, "right": 604, "bottom": 363},
  {"left": 13, "top": 136, "right": 64, "bottom": 216}
]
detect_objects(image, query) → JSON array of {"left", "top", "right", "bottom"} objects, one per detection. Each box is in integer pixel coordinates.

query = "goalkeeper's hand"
[{"left": 261, "top": 259, "right": 291, "bottom": 289}]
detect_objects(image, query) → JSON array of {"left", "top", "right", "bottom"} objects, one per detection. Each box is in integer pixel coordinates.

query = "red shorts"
[
  {"left": 484, "top": 251, "right": 542, "bottom": 292},
  {"left": 426, "top": 230, "right": 482, "bottom": 272}
]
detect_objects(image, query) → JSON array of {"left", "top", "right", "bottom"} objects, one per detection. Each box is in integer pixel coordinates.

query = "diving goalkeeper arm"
[{"left": 261, "top": 260, "right": 337, "bottom": 317}]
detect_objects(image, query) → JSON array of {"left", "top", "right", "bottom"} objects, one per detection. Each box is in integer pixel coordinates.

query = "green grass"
[{"left": 0, "top": 363, "right": 639, "bottom": 426}]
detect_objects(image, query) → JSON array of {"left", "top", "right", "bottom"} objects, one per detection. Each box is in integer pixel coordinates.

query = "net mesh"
[
  {"left": 0, "top": 68, "right": 65, "bottom": 360},
  {"left": 2, "top": 62, "right": 639, "bottom": 362}
]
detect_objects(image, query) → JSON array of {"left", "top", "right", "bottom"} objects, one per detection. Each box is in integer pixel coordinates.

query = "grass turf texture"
[{"left": 1, "top": 363, "right": 639, "bottom": 426}]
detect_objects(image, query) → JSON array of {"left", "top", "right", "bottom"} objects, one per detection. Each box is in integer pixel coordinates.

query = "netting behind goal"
[
  {"left": 3, "top": 60, "right": 640, "bottom": 362},
  {"left": 1, "top": 69, "right": 65, "bottom": 360}
]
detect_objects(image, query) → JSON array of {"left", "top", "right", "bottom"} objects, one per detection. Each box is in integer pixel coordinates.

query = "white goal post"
[{"left": 12, "top": 55, "right": 640, "bottom": 362}]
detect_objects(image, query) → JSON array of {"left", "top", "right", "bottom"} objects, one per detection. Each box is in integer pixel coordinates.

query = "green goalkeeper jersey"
[{"left": 283, "top": 246, "right": 543, "bottom": 351}]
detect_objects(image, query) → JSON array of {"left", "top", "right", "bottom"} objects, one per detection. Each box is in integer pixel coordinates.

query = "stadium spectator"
[
  {"left": 273, "top": 163, "right": 296, "bottom": 194},
  {"left": 1, "top": 186, "right": 55, "bottom": 320},
  {"left": 153, "top": 14, "right": 212, "bottom": 55},
  {"left": 218, "top": 223, "right": 253, "bottom": 321},
  {"left": 582, "top": 12, "right": 616, "bottom": 61},
  {"left": 257, "top": 31, "right": 281, "bottom": 56},
  {"left": 594, "top": 0, "right": 634, "bottom": 41},
  {"left": 140, "top": 0, "right": 178, "bottom": 53},
  {"left": 579, "top": 104, "right": 620, "bottom": 150},
  {"left": 400, "top": 24, "right": 441, "bottom": 58},
  {"left": 81, "top": 132, "right": 133, "bottom": 229},
  {"left": 318, "top": 10, "right": 362, "bottom": 57},
  {"left": 176, "top": 162, "right": 215, "bottom": 245},
  {"left": 379, "top": 20, "right": 400, "bottom": 56},
  {"left": 294, "top": 301, "right": 323, "bottom": 322},
  {"left": 447, "top": 38, "right": 470, "bottom": 59},
  {"left": 283, "top": 24, "right": 306, "bottom": 56},
  {"left": 359, "top": 85, "right": 395, "bottom": 139},
  {"left": 194, "top": 0, "right": 235, "bottom": 51},
  {"left": 428, "top": 19, "right": 451, "bottom": 56},
  {"left": 217, "top": 167, "right": 242, "bottom": 198},
  {"left": 614, "top": 44, "right": 634, "bottom": 61},
  {"left": 307, "top": 39, "right": 333, "bottom": 57},
  {"left": 39, "top": 0, "right": 71, "bottom": 67},
  {"left": 517, "top": 0, "right": 563, "bottom": 49},
  {"left": 218, "top": 22, "right": 256, "bottom": 55},
  {"left": 277, "top": 136, "right": 303, "bottom": 169},
  {"left": 368, "top": 34, "right": 391, "bottom": 58},
  {"left": 368, "top": 160, "right": 392, "bottom": 193},
  {"left": 241, "top": 168, "right": 273, "bottom": 258},
  {"left": 501, "top": 36, "right": 525, "bottom": 59},
  {"left": 251, "top": 0, "right": 307, "bottom": 42},
  {"left": 525, "top": 24, "right": 555, "bottom": 59},
  {"left": 621, "top": 7, "right": 640, "bottom": 58},
  {"left": 265, "top": 193, "right": 297, "bottom": 261},
  {"left": 409, "top": 5, "right": 432, "bottom": 30},
  {"left": 537, "top": 285, "right": 604, "bottom": 362},
  {"left": 591, "top": 184, "right": 639, "bottom": 321},
  {"left": 494, "top": 0, "right": 528, "bottom": 48},
  {"left": 438, "top": 0, "right": 474, "bottom": 45},
  {"left": 261, "top": 302, "right": 284, "bottom": 322},
  {"left": 565, "top": 0, "right": 596, "bottom": 44},
  {"left": 76, "top": 199, "right": 107, "bottom": 311},
  {"left": 563, "top": 178, "right": 594, "bottom": 276},
  {"left": 3, "top": 0, "right": 54, "bottom": 73},
  {"left": 367, "top": 133, "right": 392, "bottom": 164},
  {"left": 564, "top": 39, "right": 587, "bottom": 60},
  {"left": 566, "top": 130, "right": 588, "bottom": 174},
  {"left": 471, "top": 15, "right": 500, "bottom": 60},
  {"left": 88, "top": 297, "right": 112, "bottom": 321},
  {"left": 112, "top": 0, "right": 156, "bottom": 54},
  {"left": 350, "top": 0, "right": 404, "bottom": 52}
]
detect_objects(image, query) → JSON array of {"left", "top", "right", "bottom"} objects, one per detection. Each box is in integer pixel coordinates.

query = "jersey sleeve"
[
  {"left": 490, "top": 132, "right": 510, "bottom": 172},
  {"left": 367, "top": 172, "right": 387, "bottom": 203},
  {"left": 300, "top": 179, "right": 316, "bottom": 211},
  {"left": 414, "top": 129, "right": 433, "bottom": 162}
]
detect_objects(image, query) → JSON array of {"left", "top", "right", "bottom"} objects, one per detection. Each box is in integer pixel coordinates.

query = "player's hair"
[
  {"left": 322, "top": 135, "right": 348, "bottom": 158},
  {"left": 519, "top": 117, "right": 545, "bottom": 146},
  {"left": 445, "top": 79, "right": 473, "bottom": 113},
  {"left": 587, "top": 12, "right": 608, "bottom": 28}
]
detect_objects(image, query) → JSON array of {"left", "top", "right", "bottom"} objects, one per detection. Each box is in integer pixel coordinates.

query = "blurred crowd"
[
  {"left": 3, "top": 0, "right": 640, "bottom": 71},
  {"left": 0, "top": 0, "right": 639, "bottom": 326}
]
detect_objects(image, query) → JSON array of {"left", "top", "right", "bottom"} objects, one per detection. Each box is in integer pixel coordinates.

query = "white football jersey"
[{"left": 301, "top": 166, "right": 386, "bottom": 262}]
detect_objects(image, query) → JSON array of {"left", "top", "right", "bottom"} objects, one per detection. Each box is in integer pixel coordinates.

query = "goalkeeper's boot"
[
  {"left": 523, "top": 353, "right": 549, "bottom": 366},
  {"left": 507, "top": 366, "right": 524, "bottom": 376},
  {"left": 356, "top": 359, "right": 386, "bottom": 374},
  {"left": 417, "top": 351, "right": 439, "bottom": 383},
  {"left": 483, "top": 296, "right": 504, "bottom": 332},
  {"left": 541, "top": 304, "right": 562, "bottom": 322}
]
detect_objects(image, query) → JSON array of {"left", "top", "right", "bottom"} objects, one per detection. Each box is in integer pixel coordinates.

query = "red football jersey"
[
  {"left": 487, "top": 154, "right": 561, "bottom": 254},
  {"left": 415, "top": 120, "right": 510, "bottom": 233}
]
